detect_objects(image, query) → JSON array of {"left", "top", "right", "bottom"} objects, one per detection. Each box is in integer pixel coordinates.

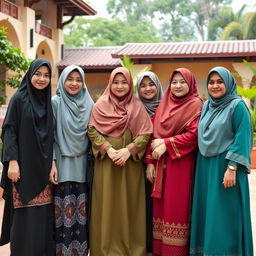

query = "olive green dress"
[{"left": 88, "top": 127, "right": 150, "bottom": 256}]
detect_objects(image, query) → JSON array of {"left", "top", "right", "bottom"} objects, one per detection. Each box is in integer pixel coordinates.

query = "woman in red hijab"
[
  {"left": 88, "top": 67, "right": 153, "bottom": 256},
  {"left": 145, "top": 68, "right": 202, "bottom": 256}
]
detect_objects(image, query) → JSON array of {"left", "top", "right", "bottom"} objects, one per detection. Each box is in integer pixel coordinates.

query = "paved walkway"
[{"left": 0, "top": 171, "right": 256, "bottom": 255}]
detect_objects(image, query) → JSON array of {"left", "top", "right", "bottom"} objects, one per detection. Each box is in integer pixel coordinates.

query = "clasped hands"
[
  {"left": 151, "top": 138, "right": 166, "bottom": 160},
  {"left": 107, "top": 147, "right": 130, "bottom": 166}
]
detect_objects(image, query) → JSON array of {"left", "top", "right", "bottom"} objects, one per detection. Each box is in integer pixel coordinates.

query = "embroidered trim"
[
  {"left": 226, "top": 151, "right": 250, "bottom": 172},
  {"left": 13, "top": 184, "right": 53, "bottom": 208},
  {"left": 99, "top": 141, "right": 111, "bottom": 155},
  {"left": 127, "top": 143, "right": 138, "bottom": 156},
  {"left": 170, "top": 137, "right": 181, "bottom": 158},
  {"left": 176, "top": 112, "right": 201, "bottom": 135},
  {"left": 153, "top": 218, "right": 189, "bottom": 246}
]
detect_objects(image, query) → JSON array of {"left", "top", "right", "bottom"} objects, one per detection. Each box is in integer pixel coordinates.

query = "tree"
[
  {"left": 0, "top": 27, "right": 31, "bottom": 104},
  {"left": 64, "top": 17, "right": 163, "bottom": 47},
  {"left": 220, "top": 7, "right": 256, "bottom": 40},
  {"left": 107, "top": 0, "right": 150, "bottom": 26},
  {"left": 149, "top": 0, "right": 195, "bottom": 41},
  {"left": 189, "top": 0, "right": 232, "bottom": 41}
]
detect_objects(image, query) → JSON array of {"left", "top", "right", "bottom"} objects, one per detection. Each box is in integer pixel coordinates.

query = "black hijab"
[{"left": 1, "top": 58, "right": 53, "bottom": 204}]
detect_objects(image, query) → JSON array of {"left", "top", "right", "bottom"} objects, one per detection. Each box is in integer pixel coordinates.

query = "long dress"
[
  {"left": 88, "top": 127, "right": 150, "bottom": 256},
  {"left": 190, "top": 102, "right": 253, "bottom": 256},
  {"left": 0, "top": 58, "right": 54, "bottom": 256},
  {"left": 145, "top": 116, "right": 200, "bottom": 256}
]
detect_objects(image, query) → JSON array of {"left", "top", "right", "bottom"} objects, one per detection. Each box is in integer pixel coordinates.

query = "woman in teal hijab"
[
  {"left": 190, "top": 66, "right": 253, "bottom": 256},
  {"left": 50, "top": 65, "right": 94, "bottom": 255}
]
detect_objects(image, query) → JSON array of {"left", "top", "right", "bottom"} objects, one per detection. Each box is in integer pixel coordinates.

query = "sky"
[{"left": 89, "top": 0, "right": 254, "bottom": 18}]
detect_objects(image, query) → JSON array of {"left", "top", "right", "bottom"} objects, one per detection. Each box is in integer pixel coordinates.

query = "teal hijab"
[
  {"left": 198, "top": 66, "right": 242, "bottom": 157},
  {"left": 52, "top": 65, "right": 94, "bottom": 156}
]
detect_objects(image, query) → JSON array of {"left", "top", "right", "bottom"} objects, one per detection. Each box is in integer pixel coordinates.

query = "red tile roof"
[
  {"left": 111, "top": 40, "right": 256, "bottom": 59},
  {"left": 58, "top": 47, "right": 121, "bottom": 70}
]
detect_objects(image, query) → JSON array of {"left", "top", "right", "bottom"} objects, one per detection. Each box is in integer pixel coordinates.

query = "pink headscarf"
[{"left": 89, "top": 67, "right": 153, "bottom": 138}]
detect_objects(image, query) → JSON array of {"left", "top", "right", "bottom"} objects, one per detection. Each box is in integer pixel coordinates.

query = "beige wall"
[
  {"left": 0, "top": 0, "right": 63, "bottom": 103},
  {"left": 84, "top": 61, "right": 253, "bottom": 101}
]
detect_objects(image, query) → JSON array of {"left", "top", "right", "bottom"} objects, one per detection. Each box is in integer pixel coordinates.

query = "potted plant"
[{"left": 236, "top": 60, "right": 256, "bottom": 168}]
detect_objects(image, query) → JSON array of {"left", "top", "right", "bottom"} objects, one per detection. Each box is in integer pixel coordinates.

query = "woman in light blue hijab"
[
  {"left": 50, "top": 65, "right": 94, "bottom": 256},
  {"left": 190, "top": 67, "right": 253, "bottom": 256}
]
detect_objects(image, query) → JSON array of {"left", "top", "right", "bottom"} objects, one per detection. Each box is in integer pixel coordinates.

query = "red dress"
[{"left": 145, "top": 116, "right": 199, "bottom": 256}]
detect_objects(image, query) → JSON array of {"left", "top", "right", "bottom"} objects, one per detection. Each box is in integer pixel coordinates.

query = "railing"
[
  {"left": 0, "top": 0, "right": 18, "bottom": 19},
  {"left": 35, "top": 21, "right": 52, "bottom": 39}
]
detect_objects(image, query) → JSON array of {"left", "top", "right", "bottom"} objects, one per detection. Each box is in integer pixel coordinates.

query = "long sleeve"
[
  {"left": 164, "top": 116, "right": 200, "bottom": 160},
  {"left": 2, "top": 126, "right": 18, "bottom": 162},
  {"left": 225, "top": 101, "right": 252, "bottom": 172},
  {"left": 88, "top": 126, "right": 112, "bottom": 159},
  {"left": 144, "top": 136, "right": 155, "bottom": 164},
  {"left": 127, "top": 134, "right": 151, "bottom": 160}
]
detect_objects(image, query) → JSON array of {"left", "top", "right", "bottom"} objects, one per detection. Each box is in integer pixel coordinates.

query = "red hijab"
[
  {"left": 152, "top": 68, "right": 202, "bottom": 198},
  {"left": 153, "top": 68, "right": 202, "bottom": 138},
  {"left": 89, "top": 67, "right": 153, "bottom": 138}
]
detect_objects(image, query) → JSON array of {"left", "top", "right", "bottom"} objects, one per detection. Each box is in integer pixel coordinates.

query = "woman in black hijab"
[{"left": 0, "top": 58, "right": 54, "bottom": 256}]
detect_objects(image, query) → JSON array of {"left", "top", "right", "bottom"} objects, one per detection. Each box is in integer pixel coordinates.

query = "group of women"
[{"left": 0, "top": 57, "right": 253, "bottom": 256}]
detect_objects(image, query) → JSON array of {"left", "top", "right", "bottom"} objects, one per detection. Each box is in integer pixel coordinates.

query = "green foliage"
[
  {"left": 120, "top": 55, "right": 148, "bottom": 93},
  {"left": 64, "top": 17, "right": 163, "bottom": 47},
  {"left": 220, "top": 8, "right": 256, "bottom": 40},
  {"left": 236, "top": 60, "right": 256, "bottom": 144},
  {"left": 0, "top": 27, "right": 31, "bottom": 104}
]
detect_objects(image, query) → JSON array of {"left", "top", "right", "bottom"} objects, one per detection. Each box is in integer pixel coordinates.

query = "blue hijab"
[
  {"left": 198, "top": 66, "right": 242, "bottom": 157},
  {"left": 52, "top": 65, "right": 94, "bottom": 156}
]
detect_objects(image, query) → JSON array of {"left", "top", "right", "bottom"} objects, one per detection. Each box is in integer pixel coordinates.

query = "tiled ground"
[{"left": 0, "top": 171, "right": 256, "bottom": 256}]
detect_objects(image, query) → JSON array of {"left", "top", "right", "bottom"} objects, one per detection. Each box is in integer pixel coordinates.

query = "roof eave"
[{"left": 111, "top": 53, "right": 256, "bottom": 59}]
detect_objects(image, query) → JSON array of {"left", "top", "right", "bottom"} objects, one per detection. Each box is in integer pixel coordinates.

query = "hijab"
[
  {"left": 52, "top": 65, "right": 94, "bottom": 156},
  {"left": 152, "top": 68, "right": 202, "bottom": 198},
  {"left": 2, "top": 58, "right": 53, "bottom": 204},
  {"left": 153, "top": 68, "right": 202, "bottom": 138},
  {"left": 137, "top": 71, "right": 164, "bottom": 118},
  {"left": 89, "top": 67, "right": 153, "bottom": 138},
  {"left": 198, "top": 66, "right": 243, "bottom": 157}
]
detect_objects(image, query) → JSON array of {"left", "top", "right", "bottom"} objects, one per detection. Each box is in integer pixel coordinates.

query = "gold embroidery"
[
  {"left": 13, "top": 184, "right": 53, "bottom": 208},
  {"left": 176, "top": 112, "right": 200, "bottom": 135},
  {"left": 153, "top": 218, "right": 189, "bottom": 246},
  {"left": 170, "top": 137, "right": 181, "bottom": 158}
]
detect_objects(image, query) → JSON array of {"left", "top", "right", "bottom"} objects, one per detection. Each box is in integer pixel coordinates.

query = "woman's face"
[
  {"left": 31, "top": 66, "right": 50, "bottom": 90},
  {"left": 139, "top": 76, "right": 157, "bottom": 100},
  {"left": 170, "top": 72, "right": 189, "bottom": 97},
  {"left": 111, "top": 73, "right": 130, "bottom": 98},
  {"left": 208, "top": 72, "right": 226, "bottom": 98},
  {"left": 64, "top": 71, "right": 83, "bottom": 95}
]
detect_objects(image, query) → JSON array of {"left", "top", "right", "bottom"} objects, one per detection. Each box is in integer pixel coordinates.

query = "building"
[
  {"left": 0, "top": 0, "right": 96, "bottom": 102},
  {"left": 58, "top": 40, "right": 256, "bottom": 101}
]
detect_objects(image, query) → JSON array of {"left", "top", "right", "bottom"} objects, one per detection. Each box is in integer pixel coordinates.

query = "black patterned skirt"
[{"left": 54, "top": 181, "right": 88, "bottom": 256}]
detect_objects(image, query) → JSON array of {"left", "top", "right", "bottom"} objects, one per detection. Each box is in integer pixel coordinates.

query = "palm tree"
[{"left": 220, "top": 6, "right": 256, "bottom": 40}]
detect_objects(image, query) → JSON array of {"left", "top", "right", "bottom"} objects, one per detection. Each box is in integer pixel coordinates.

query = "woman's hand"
[
  {"left": 8, "top": 160, "right": 20, "bottom": 182},
  {"left": 146, "top": 163, "right": 155, "bottom": 183},
  {"left": 152, "top": 143, "right": 166, "bottom": 160},
  {"left": 151, "top": 138, "right": 165, "bottom": 151},
  {"left": 107, "top": 147, "right": 118, "bottom": 160},
  {"left": 112, "top": 148, "right": 131, "bottom": 166},
  {"left": 223, "top": 167, "right": 236, "bottom": 188},
  {"left": 49, "top": 161, "right": 58, "bottom": 184}
]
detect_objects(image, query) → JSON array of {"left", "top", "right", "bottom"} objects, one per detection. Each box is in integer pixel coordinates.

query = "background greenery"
[{"left": 64, "top": 0, "right": 256, "bottom": 47}]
